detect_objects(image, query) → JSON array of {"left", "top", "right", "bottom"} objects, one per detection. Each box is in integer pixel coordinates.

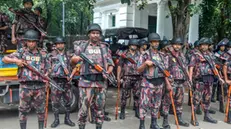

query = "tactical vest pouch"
[
  {"left": 146, "top": 77, "right": 164, "bottom": 86},
  {"left": 202, "top": 75, "right": 215, "bottom": 83},
  {"left": 82, "top": 74, "right": 104, "bottom": 81}
]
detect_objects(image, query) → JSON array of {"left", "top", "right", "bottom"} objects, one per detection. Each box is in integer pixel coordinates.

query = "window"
[
  {"left": 109, "top": 14, "right": 116, "bottom": 27},
  {"left": 112, "top": 15, "right": 116, "bottom": 27},
  {"left": 148, "top": 16, "right": 157, "bottom": 33}
]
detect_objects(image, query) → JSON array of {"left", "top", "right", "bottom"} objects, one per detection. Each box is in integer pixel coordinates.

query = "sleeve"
[
  {"left": 73, "top": 41, "right": 83, "bottom": 56},
  {"left": 12, "top": 15, "right": 19, "bottom": 25},
  {"left": 106, "top": 47, "right": 115, "bottom": 67},
  {"left": 188, "top": 55, "right": 196, "bottom": 67},
  {"left": 137, "top": 53, "right": 147, "bottom": 67},
  {"left": 6, "top": 49, "right": 22, "bottom": 59}
]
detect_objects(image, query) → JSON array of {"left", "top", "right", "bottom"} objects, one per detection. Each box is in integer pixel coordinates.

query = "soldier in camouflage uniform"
[
  {"left": 162, "top": 37, "right": 190, "bottom": 128},
  {"left": 71, "top": 23, "right": 114, "bottom": 129},
  {"left": 213, "top": 39, "right": 228, "bottom": 113},
  {"left": 137, "top": 33, "right": 170, "bottom": 129},
  {"left": 11, "top": 0, "right": 41, "bottom": 49},
  {"left": 189, "top": 37, "right": 224, "bottom": 126},
  {"left": 117, "top": 39, "right": 142, "bottom": 119},
  {"left": 2, "top": 29, "right": 49, "bottom": 129},
  {"left": 0, "top": 11, "right": 10, "bottom": 53},
  {"left": 49, "top": 37, "right": 75, "bottom": 128},
  {"left": 223, "top": 41, "right": 231, "bottom": 124},
  {"left": 34, "top": 7, "right": 47, "bottom": 31}
]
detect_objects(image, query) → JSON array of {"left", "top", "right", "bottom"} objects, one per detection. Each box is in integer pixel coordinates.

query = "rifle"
[
  {"left": 150, "top": 55, "right": 170, "bottom": 78},
  {"left": 23, "top": 62, "right": 65, "bottom": 91},
  {"left": 117, "top": 52, "right": 137, "bottom": 64},
  {"left": 225, "top": 85, "right": 231, "bottom": 122},
  {"left": 8, "top": 7, "right": 54, "bottom": 38},
  {"left": 167, "top": 46, "right": 195, "bottom": 125},
  {"left": 80, "top": 53, "right": 117, "bottom": 87},
  {"left": 57, "top": 54, "right": 70, "bottom": 76},
  {"left": 44, "top": 84, "right": 49, "bottom": 128}
]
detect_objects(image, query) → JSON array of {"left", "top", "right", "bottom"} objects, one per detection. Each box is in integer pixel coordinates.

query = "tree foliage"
[{"left": 199, "top": 0, "right": 231, "bottom": 43}]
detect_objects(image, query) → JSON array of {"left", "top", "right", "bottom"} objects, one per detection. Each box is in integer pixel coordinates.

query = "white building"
[{"left": 93, "top": 0, "right": 199, "bottom": 43}]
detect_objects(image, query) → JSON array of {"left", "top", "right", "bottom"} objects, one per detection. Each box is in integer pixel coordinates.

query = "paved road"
[{"left": 0, "top": 88, "right": 230, "bottom": 129}]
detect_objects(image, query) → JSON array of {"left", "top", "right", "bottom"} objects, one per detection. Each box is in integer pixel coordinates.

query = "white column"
[
  {"left": 156, "top": 0, "right": 166, "bottom": 39},
  {"left": 188, "top": 0, "right": 201, "bottom": 44}
]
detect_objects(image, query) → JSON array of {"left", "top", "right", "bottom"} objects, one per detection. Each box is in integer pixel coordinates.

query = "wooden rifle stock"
[
  {"left": 44, "top": 84, "right": 49, "bottom": 128},
  {"left": 169, "top": 91, "right": 180, "bottom": 129},
  {"left": 115, "top": 81, "right": 121, "bottom": 120},
  {"left": 225, "top": 85, "right": 231, "bottom": 122}
]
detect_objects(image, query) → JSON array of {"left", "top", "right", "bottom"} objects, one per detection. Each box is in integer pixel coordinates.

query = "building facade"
[{"left": 93, "top": 0, "right": 199, "bottom": 43}]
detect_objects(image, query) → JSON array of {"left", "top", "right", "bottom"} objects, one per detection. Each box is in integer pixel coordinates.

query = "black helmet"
[
  {"left": 194, "top": 40, "right": 199, "bottom": 47},
  {"left": 148, "top": 33, "right": 161, "bottom": 42},
  {"left": 87, "top": 23, "right": 102, "bottom": 34},
  {"left": 23, "top": 29, "right": 39, "bottom": 41},
  {"left": 139, "top": 39, "right": 149, "bottom": 46},
  {"left": 198, "top": 37, "right": 210, "bottom": 45},
  {"left": 23, "top": 0, "right": 34, "bottom": 6},
  {"left": 171, "top": 37, "right": 184, "bottom": 45},
  {"left": 217, "top": 38, "right": 229, "bottom": 47},
  {"left": 34, "top": 7, "right": 42, "bottom": 14},
  {"left": 54, "top": 36, "right": 66, "bottom": 44},
  {"left": 227, "top": 41, "right": 231, "bottom": 47},
  {"left": 128, "top": 39, "right": 139, "bottom": 46},
  {"left": 160, "top": 36, "right": 170, "bottom": 49}
]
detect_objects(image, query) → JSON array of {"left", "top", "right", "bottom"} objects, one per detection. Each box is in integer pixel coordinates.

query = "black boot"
[
  {"left": 79, "top": 124, "right": 85, "bottom": 129},
  {"left": 119, "top": 107, "right": 125, "bottom": 120},
  {"left": 150, "top": 117, "right": 160, "bottom": 129},
  {"left": 135, "top": 107, "right": 140, "bottom": 119},
  {"left": 177, "top": 114, "right": 189, "bottom": 127},
  {"left": 139, "top": 120, "right": 145, "bottom": 129},
  {"left": 64, "top": 112, "right": 75, "bottom": 127},
  {"left": 104, "top": 115, "right": 111, "bottom": 121},
  {"left": 196, "top": 106, "right": 202, "bottom": 115},
  {"left": 208, "top": 108, "right": 216, "bottom": 114},
  {"left": 191, "top": 110, "right": 199, "bottom": 126},
  {"left": 219, "top": 100, "right": 224, "bottom": 113},
  {"left": 51, "top": 113, "right": 60, "bottom": 128},
  {"left": 38, "top": 121, "right": 44, "bottom": 129},
  {"left": 96, "top": 124, "right": 102, "bottom": 129},
  {"left": 20, "top": 121, "right": 27, "bottom": 129},
  {"left": 228, "top": 111, "right": 231, "bottom": 124},
  {"left": 162, "top": 115, "right": 170, "bottom": 129},
  {"left": 104, "top": 111, "right": 109, "bottom": 116},
  {"left": 204, "top": 111, "right": 217, "bottom": 124}
]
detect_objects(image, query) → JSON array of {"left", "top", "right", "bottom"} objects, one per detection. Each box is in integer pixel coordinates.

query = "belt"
[{"left": 20, "top": 81, "right": 45, "bottom": 85}]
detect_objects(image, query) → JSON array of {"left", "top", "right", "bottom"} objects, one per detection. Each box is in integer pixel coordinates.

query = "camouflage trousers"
[
  {"left": 19, "top": 83, "right": 46, "bottom": 122},
  {"left": 121, "top": 76, "right": 141, "bottom": 108},
  {"left": 193, "top": 81, "right": 213, "bottom": 111},
  {"left": 77, "top": 87, "right": 106, "bottom": 125},
  {"left": 51, "top": 78, "right": 72, "bottom": 113},
  {"left": 139, "top": 83, "right": 164, "bottom": 120},
  {"left": 162, "top": 81, "right": 185, "bottom": 115}
]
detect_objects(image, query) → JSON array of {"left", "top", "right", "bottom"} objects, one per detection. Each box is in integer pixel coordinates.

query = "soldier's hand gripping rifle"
[
  {"left": 80, "top": 53, "right": 117, "bottom": 87},
  {"left": 23, "top": 62, "right": 65, "bottom": 91},
  {"left": 167, "top": 46, "right": 195, "bottom": 126},
  {"left": 69, "top": 63, "right": 81, "bottom": 83}
]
